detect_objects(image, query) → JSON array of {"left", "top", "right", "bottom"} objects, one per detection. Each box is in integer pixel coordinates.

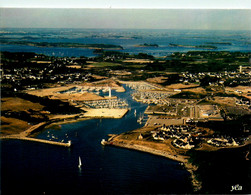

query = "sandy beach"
[{"left": 83, "top": 108, "right": 128, "bottom": 119}]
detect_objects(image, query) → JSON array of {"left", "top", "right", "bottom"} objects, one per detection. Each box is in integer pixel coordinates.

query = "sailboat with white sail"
[{"left": 78, "top": 156, "right": 82, "bottom": 168}]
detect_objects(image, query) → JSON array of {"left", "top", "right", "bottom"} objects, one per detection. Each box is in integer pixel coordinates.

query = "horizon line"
[
  {"left": 1, "top": 7, "right": 251, "bottom": 10},
  {"left": 1, "top": 27, "right": 251, "bottom": 31}
]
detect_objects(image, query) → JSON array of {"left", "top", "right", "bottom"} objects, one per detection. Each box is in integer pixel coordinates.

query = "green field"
[{"left": 91, "top": 62, "right": 122, "bottom": 67}]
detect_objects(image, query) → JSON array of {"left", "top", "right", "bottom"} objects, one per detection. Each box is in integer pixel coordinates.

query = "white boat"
[
  {"left": 78, "top": 156, "right": 82, "bottom": 168},
  {"left": 101, "top": 139, "right": 106, "bottom": 145},
  {"left": 137, "top": 114, "right": 144, "bottom": 123},
  {"left": 134, "top": 109, "right": 137, "bottom": 115}
]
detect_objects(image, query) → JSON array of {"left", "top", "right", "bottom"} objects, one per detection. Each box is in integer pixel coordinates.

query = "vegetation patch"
[{"left": 170, "top": 91, "right": 206, "bottom": 99}]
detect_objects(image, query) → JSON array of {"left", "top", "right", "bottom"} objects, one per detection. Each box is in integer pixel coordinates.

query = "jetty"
[
  {"left": 1, "top": 136, "right": 71, "bottom": 147},
  {"left": 0, "top": 121, "right": 71, "bottom": 147}
]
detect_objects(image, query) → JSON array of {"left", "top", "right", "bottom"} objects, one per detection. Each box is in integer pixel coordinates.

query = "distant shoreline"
[{"left": 0, "top": 40, "right": 124, "bottom": 50}]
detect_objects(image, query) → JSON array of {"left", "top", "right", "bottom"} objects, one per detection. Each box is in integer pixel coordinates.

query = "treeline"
[
  {"left": 170, "top": 91, "right": 206, "bottom": 99},
  {"left": 144, "top": 59, "right": 240, "bottom": 73},
  {"left": 1, "top": 51, "right": 37, "bottom": 61},
  {"left": 94, "top": 50, "right": 155, "bottom": 60}
]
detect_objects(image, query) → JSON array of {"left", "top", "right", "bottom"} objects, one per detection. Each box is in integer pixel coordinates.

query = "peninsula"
[{"left": 135, "top": 43, "right": 159, "bottom": 47}]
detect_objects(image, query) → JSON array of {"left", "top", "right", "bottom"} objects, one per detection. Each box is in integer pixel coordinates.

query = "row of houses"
[
  {"left": 151, "top": 125, "right": 197, "bottom": 149},
  {"left": 207, "top": 138, "right": 239, "bottom": 147},
  {"left": 150, "top": 124, "right": 246, "bottom": 149},
  {"left": 180, "top": 69, "right": 250, "bottom": 86}
]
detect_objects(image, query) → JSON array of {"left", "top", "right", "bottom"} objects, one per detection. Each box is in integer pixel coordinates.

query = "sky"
[
  {"left": 0, "top": 0, "right": 251, "bottom": 9},
  {"left": 0, "top": 1, "right": 250, "bottom": 30},
  {"left": 1, "top": 9, "right": 250, "bottom": 30}
]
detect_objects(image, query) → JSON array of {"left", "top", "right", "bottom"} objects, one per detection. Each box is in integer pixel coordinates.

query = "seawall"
[{"left": 1, "top": 136, "right": 71, "bottom": 147}]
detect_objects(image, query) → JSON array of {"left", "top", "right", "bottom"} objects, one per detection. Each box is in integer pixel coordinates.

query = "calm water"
[
  {"left": 1, "top": 29, "right": 250, "bottom": 57},
  {"left": 1, "top": 86, "right": 193, "bottom": 194}
]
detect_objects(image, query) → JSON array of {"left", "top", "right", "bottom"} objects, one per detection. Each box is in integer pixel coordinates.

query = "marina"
[{"left": 83, "top": 99, "right": 128, "bottom": 109}]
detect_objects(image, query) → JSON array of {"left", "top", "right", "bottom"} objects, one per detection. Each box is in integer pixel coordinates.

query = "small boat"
[
  {"left": 134, "top": 109, "right": 137, "bottom": 115},
  {"left": 78, "top": 156, "right": 82, "bottom": 168},
  {"left": 246, "top": 151, "right": 250, "bottom": 161},
  {"left": 137, "top": 115, "right": 143, "bottom": 123},
  {"left": 101, "top": 139, "right": 106, "bottom": 145}
]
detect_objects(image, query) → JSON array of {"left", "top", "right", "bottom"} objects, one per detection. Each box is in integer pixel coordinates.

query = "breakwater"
[{"left": 1, "top": 136, "right": 71, "bottom": 147}]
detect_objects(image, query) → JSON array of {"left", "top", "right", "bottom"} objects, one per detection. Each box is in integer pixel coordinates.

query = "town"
[{"left": 1, "top": 51, "right": 250, "bottom": 140}]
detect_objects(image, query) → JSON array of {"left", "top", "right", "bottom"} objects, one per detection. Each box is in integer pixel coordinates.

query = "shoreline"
[
  {"left": 105, "top": 140, "right": 188, "bottom": 163},
  {"left": 103, "top": 139, "right": 202, "bottom": 191}
]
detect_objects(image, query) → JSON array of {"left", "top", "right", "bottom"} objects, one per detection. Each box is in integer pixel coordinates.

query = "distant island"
[
  {"left": 135, "top": 43, "right": 159, "bottom": 47},
  {"left": 169, "top": 43, "right": 217, "bottom": 49},
  {"left": 0, "top": 39, "right": 124, "bottom": 50},
  {"left": 196, "top": 45, "right": 218, "bottom": 49},
  {"left": 206, "top": 42, "right": 232, "bottom": 45}
]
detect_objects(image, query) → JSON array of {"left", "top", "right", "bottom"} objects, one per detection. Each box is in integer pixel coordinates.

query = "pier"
[{"left": 1, "top": 136, "right": 71, "bottom": 147}]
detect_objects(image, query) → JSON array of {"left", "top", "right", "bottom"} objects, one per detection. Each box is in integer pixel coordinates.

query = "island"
[
  {"left": 205, "top": 42, "right": 232, "bottom": 45},
  {"left": 169, "top": 43, "right": 217, "bottom": 49},
  {"left": 135, "top": 43, "right": 159, "bottom": 47},
  {"left": 0, "top": 39, "right": 124, "bottom": 50}
]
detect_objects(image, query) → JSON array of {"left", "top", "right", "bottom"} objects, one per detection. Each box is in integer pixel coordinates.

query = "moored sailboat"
[
  {"left": 101, "top": 139, "right": 107, "bottom": 145},
  {"left": 78, "top": 156, "right": 82, "bottom": 168}
]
